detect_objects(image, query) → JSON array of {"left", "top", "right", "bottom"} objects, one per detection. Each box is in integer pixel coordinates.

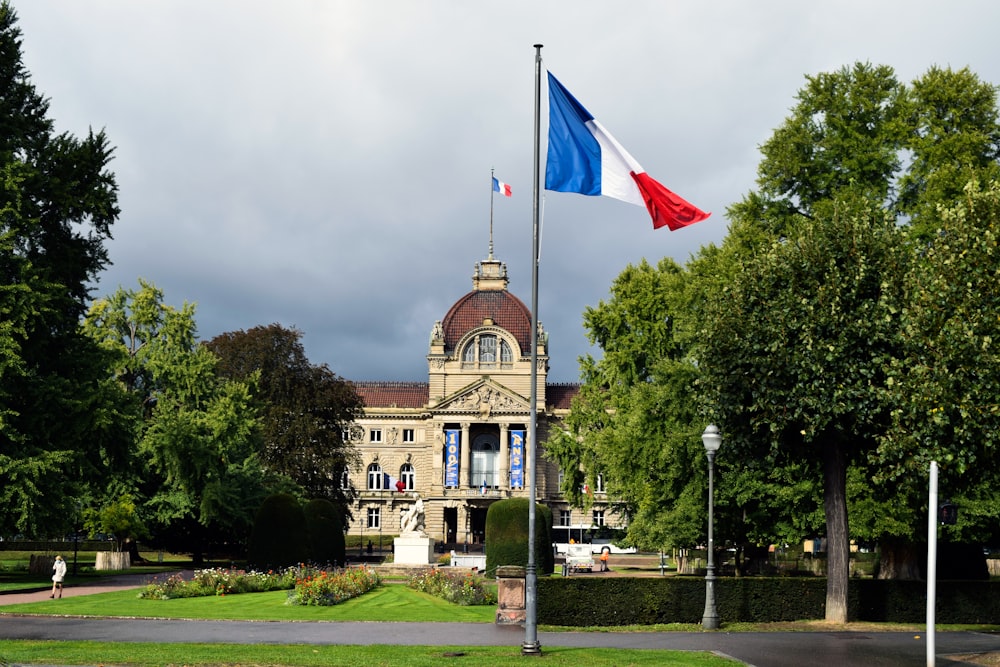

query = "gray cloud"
[{"left": 16, "top": 0, "right": 1000, "bottom": 382}]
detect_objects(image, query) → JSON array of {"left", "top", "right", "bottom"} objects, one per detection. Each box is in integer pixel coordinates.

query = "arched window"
[
  {"left": 367, "top": 463, "right": 383, "bottom": 490},
  {"left": 341, "top": 467, "right": 352, "bottom": 490},
  {"left": 461, "top": 333, "right": 514, "bottom": 369},
  {"left": 400, "top": 463, "right": 415, "bottom": 491}
]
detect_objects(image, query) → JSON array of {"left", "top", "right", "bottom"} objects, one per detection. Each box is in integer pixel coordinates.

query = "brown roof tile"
[
  {"left": 351, "top": 381, "right": 429, "bottom": 409},
  {"left": 441, "top": 290, "right": 532, "bottom": 355},
  {"left": 546, "top": 383, "right": 580, "bottom": 410}
]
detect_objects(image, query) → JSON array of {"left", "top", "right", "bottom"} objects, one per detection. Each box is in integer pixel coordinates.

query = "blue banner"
[
  {"left": 509, "top": 430, "right": 525, "bottom": 489},
  {"left": 444, "top": 429, "right": 460, "bottom": 488}
]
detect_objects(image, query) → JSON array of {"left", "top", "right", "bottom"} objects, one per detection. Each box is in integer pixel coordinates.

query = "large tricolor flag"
[{"left": 544, "top": 72, "right": 710, "bottom": 231}]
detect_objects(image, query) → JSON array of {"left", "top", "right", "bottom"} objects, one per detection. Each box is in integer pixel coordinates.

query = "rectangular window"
[
  {"left": 367, "top": 507, "right": 381, "bottom": 529},
  {"left": 403, "top": 428, "right": 415, "bottom": 443},
  {"left": 592, "top": 510, "right": 605, "bottom": 527},
  {"left": 370, "top": 428, "right": 382, "bottom": 443},
  {"left": 559, "top": 510, "right": 572, "bottom": 527}
]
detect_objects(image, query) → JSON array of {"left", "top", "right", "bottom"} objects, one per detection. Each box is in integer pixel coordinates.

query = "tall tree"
[
  {"left": 704, "top": 62, "right": 1000, "bottom": 618},
  {"left": 0, "top": 2, "right": 124, "bottom": 537},
  {"left": 702, "top": 195, "right": 908, "bottom": 621},
  {"left": 205, "top": 324, "right": 363, "bottom": 509},
  {"left": 545, "top": 259, "right": 709, "bottom": 551},
  {"left": 877, "top": 180, "right": 1000, "bottom": 546},
  {"left": 84, "top": 280, "right": 266, "bottom": 561}
]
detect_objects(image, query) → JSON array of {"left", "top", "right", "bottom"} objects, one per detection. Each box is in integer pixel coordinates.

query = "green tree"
[
  {"left": 0, "top": 2, "right": 125, "bottom": 537},
  {"left": 897, "top": 67, "right": 1000, "bottom": 240},
  {"left": 702, "top": 62, "right": 1000, "bottom": 619},
  {"left": 702, "top": 196, "right": 908, "bottom": 620},
  {"left": 877, "top": 180, "right": 1000, "bottom": 546},
  {"left": 545, "top": 259, "right": 705, "bottom": 552},
  {"left": 84, "top": 280, "right": 266, "bottom": 562},
  {"left": 205, "top": 324, "right": 363, "bottom": 508},
  {"left": 83, "top": 493, "right": 146, "bottom": 553}
]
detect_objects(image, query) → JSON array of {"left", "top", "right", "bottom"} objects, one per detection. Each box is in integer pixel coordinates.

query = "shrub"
[
  {"left": 287, "top": 566, "right": 381, "bottom": 606},
  {"left": 408, "top": 568, "right": 497, "bottom": 606},
  {"left": 137, "top": 566, "right": 314, "bottom": 600},
  {"left": 484, "top": 498, "right": 553, "bottom": 577},
  {"left": 247, "top": 493, "right": 310, "bottom": 569},
  {"left": 303, "top": 498, "right": 346, "bottom": 566}
]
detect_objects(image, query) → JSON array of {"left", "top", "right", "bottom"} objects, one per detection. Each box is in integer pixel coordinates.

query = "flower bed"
[
  {"left": 138, "top": 565, "right": 318, "bottom": 600},
  {"left": 407, "top": 568, "right": 497, "bottom": 606},
  {"left": 287, "top": 566, "right": 381, "bottom": 606}
]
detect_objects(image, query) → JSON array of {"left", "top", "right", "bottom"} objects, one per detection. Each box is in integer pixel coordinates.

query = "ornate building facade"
[{"left": 345, "top": 253, "right": 619, "bottom": 547}]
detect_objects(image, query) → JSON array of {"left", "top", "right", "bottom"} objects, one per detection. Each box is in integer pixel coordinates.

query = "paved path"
[{"left": 2, "top": 575, "right": 999, "bottom": 666}]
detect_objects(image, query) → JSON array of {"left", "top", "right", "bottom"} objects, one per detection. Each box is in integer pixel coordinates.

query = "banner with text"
[
  {"left": 445, "top": 429, "right": 460, "bottom": 487},
  {"left": 510, "top": 429, "right": 525, "bottom": 489}
]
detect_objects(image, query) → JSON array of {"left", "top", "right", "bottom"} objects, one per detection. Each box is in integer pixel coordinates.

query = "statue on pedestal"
[{"left": 400, "top": 494, "right": 425, "bottom": 536}]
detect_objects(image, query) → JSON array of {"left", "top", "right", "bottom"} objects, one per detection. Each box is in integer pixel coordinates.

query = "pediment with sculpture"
[{"left": 434, "top": 379, "right": 529, "bottom": 418}]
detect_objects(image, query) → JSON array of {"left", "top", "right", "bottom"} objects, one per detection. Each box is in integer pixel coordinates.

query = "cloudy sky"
[{"left": 15, "top": 1, "right": 1000, "bottom": 383}]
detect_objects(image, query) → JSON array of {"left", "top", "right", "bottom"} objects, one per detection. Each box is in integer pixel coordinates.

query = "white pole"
[{"left": 927, "top": 461, "right": 938, "bottom": 667}]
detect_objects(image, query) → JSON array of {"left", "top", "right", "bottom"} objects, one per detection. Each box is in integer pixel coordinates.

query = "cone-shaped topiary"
[
  {"left": 485, "top": 497, "right": 554, "bottom": 577},
  {"left": 247, "top": 493, "right": 309, "bottom": 569},
  {"left": 303, "top": 498, "right": 346, "bottom": 566}
]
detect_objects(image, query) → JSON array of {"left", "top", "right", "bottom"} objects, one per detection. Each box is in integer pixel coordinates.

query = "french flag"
[
  {"left": 383, "top": 472, "right": 404, "bottom": 493},
  {"left": 544, "top": 72, "right": 710, "bottom": 231},
  {"left": 492, "top": 177, "right": 512, "bottom": 197}
]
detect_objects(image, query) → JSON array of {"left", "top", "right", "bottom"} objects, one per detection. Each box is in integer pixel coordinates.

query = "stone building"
[{"left": 345, "top": 252, "right": 619, "bottom": 547}]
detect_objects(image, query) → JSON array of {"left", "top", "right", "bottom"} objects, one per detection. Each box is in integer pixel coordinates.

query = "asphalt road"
[
  {"left": 1, "top": 615, "right": 999, "bottom": 666},
  {"left": 2, "top": 574, "right": 999, "bottom": 666}
]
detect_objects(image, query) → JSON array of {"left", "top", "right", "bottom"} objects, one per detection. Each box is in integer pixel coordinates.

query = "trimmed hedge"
[
  {"left": 537, "top": 576, "right": 1000, "bottom": 626},
  {"left": 485, "top": 498, "right": 554, "bottom": 577},
  {"left": 303, "top": 498, "right": 346, "bottom": 566},
  {"left": 247, "top": 493, "right": 310, "bottom": 570}
]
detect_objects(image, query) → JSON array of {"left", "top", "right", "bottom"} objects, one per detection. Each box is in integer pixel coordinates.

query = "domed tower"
[{"left": 427, "top": 254, "right": 548, "bottom": 406}]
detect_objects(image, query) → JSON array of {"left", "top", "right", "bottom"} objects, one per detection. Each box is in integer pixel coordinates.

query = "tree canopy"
[
  {"left": 0, "top": 2, "right": 123, "bottom": 537},
  {"left": 205, "top": 323, "right": 363, "bottom": 509}
]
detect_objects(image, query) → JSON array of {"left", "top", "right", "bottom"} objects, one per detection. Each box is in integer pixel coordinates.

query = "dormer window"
[{"left": 462, "top": 333, "right": 513, "bottom": 369}]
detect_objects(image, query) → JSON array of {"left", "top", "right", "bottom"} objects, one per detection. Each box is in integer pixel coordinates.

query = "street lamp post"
[{"left": 701, "top": 424, "right": 722, "bottom": 630}]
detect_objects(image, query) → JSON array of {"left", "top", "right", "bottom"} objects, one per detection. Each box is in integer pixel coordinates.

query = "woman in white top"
[{"left": 51, "top": 555, "right": 67, "bottom": 598}]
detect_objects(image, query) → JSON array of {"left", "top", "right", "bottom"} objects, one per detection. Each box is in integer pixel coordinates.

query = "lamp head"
[{"left": 702, "top": 424, "right": 722, "bottom": 453}]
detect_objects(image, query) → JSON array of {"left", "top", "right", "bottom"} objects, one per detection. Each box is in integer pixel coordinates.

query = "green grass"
[
  {"left": 0, "top": 640, "right": 738, "bottom": 666},
  {"left": 0, "top": 579, "right": 738, "bottom": 666},
  {"left": 2, "top": 583, "right": 498, "bottom": 622}
]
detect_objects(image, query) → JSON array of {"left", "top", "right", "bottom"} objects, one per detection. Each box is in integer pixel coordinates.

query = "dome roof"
[{"left": 441, "top": 289, "right": 532, "bottom": 355}]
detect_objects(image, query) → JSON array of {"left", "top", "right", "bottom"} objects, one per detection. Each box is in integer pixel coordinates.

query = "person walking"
[
  {"left": 50, "top": 555, "right": 67, "bottom": 598},
  {"left": 599, "top": 547, "right": 610, "bottom": 572}
]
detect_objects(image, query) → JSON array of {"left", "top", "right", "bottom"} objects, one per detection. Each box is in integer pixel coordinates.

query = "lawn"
[
  {"left": 2, "top": 582, "right": 498, "bottom": 622},
  {"left": 0, "top": 576, "right": 741, "bottom": 666},
  {"left": 0, "top": 640, "right": 738, "bottom": 666}
]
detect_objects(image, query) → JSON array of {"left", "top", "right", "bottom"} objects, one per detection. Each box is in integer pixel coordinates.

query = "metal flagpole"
[
  {"left": 521, "top": 42, "right": 543, "bottom": 656},
  {"left": 489, "top": 168, "right": 495, "bottom": 259}
]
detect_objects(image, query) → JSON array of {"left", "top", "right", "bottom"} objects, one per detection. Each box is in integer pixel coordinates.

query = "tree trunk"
[
  {"left": 877, "top": 539, "right": 922, "bottom": 580},
  {"left": 823, "top": 439, "right": 849, "bottom": 623}
]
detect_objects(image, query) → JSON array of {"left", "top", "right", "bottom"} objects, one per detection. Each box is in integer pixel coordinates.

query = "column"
[
  {"left": 460, "top": 422, "right": 471, "bottom": 489},
  {"left": 499, "top": 423, "right": 509, "bottom": 491}
]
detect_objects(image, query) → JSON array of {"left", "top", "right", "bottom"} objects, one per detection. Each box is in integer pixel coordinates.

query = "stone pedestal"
[
  {"left": 95, "top": 551, "right": 131, "bottom": 571},
  {"left": 393, "top": 534, "right": 434, "bottom": 565},
  {"left": 495, "top": 565, "right": 526, "bottom": 625}
]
